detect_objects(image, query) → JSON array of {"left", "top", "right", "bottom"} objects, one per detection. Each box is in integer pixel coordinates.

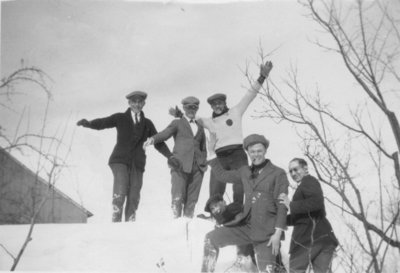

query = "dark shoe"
[{"left": 127, "top": 212, "right": 136, "bottom": 222}]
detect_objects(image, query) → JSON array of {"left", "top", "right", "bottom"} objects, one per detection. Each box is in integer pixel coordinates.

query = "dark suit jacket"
[
  {"left": 287, "top": 175, "right": 338, "bottom": 253},
  {"left": 87, "top": 108, "right": 172, "bottom": 171},
  {"left": 152, "top": 117, "right": 207, "bottom": 173},
  {"left": 210, "top": 159, "right": 289, "bottom": 242}
]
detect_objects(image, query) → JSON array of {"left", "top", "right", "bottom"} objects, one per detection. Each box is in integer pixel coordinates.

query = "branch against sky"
[{"left": 253, "top": 0, "right": 400, "bottom": 271}]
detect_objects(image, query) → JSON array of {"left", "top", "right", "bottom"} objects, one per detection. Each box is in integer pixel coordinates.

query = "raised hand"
[
  {"left": 77, "top": 119, "right": 90, "bottom": 127},
  {"left": 260, "top": 61, "right": 273, "bottom": 78}
]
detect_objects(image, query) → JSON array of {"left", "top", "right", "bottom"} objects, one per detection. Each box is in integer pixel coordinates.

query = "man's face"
[
  {"left": 128, "top": 97, "right": 145, "bottom": 113},
  {"left": 210, "top": 200, "right": 226, "bottom": 215},
  {"left": 247, "top": 143, "right": 267, "bottom": 165},
  {"left": 210, "top": 99, "right": 227, "bottom": 115},
  {"left": 289, "top": 160, "right": 308, "bottom": 183},
  {"left": 183, "top": 105, "right": 198, "bottom": 119}
]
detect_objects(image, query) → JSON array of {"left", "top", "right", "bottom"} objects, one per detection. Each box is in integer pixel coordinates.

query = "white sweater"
[{"left": 199, "top": 81, "right": 262, "bottom": 151}]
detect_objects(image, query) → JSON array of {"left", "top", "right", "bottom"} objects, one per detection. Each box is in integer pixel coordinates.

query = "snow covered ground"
[{"left": 0, "top": 217, "right": 289, "bottom": 272}]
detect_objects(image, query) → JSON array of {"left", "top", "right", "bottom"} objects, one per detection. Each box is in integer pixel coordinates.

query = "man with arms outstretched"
[{"left": 77, "top": 91, "right": 173, "bottom": 222}]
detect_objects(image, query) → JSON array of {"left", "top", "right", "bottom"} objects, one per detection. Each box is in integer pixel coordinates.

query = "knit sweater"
[{"left": 199, "top": 82, "right": 262, "bottom": 151}]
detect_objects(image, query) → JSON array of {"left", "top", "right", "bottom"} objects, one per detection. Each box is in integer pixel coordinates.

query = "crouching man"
[{"left": 201, "top": 134, "right": 289, "bottom": 273}]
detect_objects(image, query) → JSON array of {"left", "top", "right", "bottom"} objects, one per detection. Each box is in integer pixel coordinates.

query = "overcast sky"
[{"left": 2, "top": 0, "right": 394, "bottom": 222}]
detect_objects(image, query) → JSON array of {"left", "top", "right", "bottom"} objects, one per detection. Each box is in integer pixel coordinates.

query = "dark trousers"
[
  {"left": 109, "top": 162, "right": 143, "bottom": 222},
  {"left": 209, "top": 148, "right": 252, "bottom": 258},
  {"left": 171, "top": 165, "right": 204, "bottom": 218},
  {"left": 209, "top": 148, "right": 248, "bottom": 207},
  {"left": 203, "top": 223, "right": 279, "bottom": 272},
  {"left": 289, "top": 242, "right": 336, "bottom": 273}
]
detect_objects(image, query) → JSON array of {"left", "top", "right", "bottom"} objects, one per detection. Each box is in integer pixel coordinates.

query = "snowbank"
[{"left": 0, "top": 218, "right": 255, "bottom": 272}]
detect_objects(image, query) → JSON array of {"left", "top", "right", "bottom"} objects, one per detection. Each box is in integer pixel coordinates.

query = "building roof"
[{"left": 0, "top": 148, "right": 93, "bottom": 218}]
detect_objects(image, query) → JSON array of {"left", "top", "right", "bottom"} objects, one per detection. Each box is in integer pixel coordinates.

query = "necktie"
[
  {"left": 135, "top": 114, "right": 139, "bottom": 124},
  {"left": 190, "top": 119, "right": 194, "bottom": 123}
]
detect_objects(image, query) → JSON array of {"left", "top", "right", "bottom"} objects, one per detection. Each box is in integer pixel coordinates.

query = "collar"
[
  {"left": 126, "top": 108, "right": 144, "bottom": 119},
  {"left": 212, "top": 107, "right": 229, "bottom": 118},
  {"left": 184, "top": 115, "right": 196, "bottom": 123},
  {"left": 250, "top": 159, "right": 269, "bottom": 172}
]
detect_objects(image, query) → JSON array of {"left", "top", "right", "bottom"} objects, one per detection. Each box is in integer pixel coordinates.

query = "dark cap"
[
  {"left": 126, "top": 90, "right": 147, "bottom": 100},
  {"left": 204, "top": 194, "right": 224, "bottom": 213},
  {"left": 207, "top": 93, "right": 227, "bottom": 105},
  {"left": 181, "top": 96, "right": 200, "bottom": 106},
  {"left": 243, "top": 134, "right": 270, "bottom": 150}
]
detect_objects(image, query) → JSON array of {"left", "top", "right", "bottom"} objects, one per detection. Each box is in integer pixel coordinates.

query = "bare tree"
[
  {"left": 249, "top": 0, "right": 400, "bottom": 272},
  {"left": 0, "top": 63, "right": 73, "bottom": 270}
]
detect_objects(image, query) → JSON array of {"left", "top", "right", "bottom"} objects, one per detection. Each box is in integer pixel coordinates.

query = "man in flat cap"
[
  {"left": 143, "top": 96, "right": 207, "bottom": 218},
  {"left": 77, "top": 91, "right": 173, "bottom": 222},
  {"left": 201, "top": 61, "right": 273, "bottom": 207},
  {"left": 279, "top": 158, "right": 338, "bottom": 273},
  {"left": 201, "top": 134, "right": 289, "bottom": 273},
  {"left": 196, "top": 61, "right": 273, "bottom": 267}
]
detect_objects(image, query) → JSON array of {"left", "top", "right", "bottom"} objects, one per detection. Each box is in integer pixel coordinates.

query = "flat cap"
[
  {"left": 207, "top": 93, "right": 227, "bottom": 104},
  {"left": 243, "top": 134, "right": 270, "bottom": 150},
  {"left": 204, "top": 194, "right": 224, "bottom": 213},
  {"left": 181, "top": 96, "right": 200, "bottom": 106},
  {"left": 126, "top": 90, "right": 147, "bottom": 100}
]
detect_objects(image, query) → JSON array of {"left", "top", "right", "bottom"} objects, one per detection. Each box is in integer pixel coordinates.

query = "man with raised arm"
[
  {"left": 199, "top": 61, "right": 273, "bottom": 206},
  {"left": 77, "top": 91, "right": 173, "bottom": 222}
]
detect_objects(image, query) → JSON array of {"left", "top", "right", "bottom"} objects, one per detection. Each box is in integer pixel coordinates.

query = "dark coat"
[
  {"left": 87, "top": 108, "right": 172, "bottom": 171},
  {"left": 210, "top": 159, "right": 289, "bottom": 242},
  {"left": 152, "top": 117, "right": 207, "bottom": 173},
  {"left": 287, "top": 175, "right": 338, "bottom": 253}
]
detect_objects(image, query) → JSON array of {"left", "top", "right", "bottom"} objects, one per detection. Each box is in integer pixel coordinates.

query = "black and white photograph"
[{"left": 0, "top": 0, "right": 399, "bottom": 272}]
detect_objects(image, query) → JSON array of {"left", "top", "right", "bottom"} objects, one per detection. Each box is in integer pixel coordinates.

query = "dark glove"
[
  {"left": 168, "top": 156, "right": 182, "bottom": 171},
  {"left": 77, "top": 119, "right": 90, "bottom": 127}
]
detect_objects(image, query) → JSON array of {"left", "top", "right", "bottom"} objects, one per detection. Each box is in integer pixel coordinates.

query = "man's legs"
[
  {"left": 183, "top": 167, "right": 204, "bottom": 218},
  {"left": 125, "top": 163, "right": 144, "bottom": 221},
  {"left": 209, "top": 168, "right": 227, "bottom": 198},
  {"left": 201, "top": 224, "right": 253, "bottom": 273},
  {"left": 222, "top": 149, "right": 248, "bottom": 204},
  {"left": 289, "top": 242, "right": 336, "bottom": 273},
  {"left": 171, "top": 170, "right": 187, "bottom": 218},
  {"left": 109, "top": 163, "right": 130, "bottom": 222},
  {"left": 311, "top": 244, "right": 336, "bottom": 273}
]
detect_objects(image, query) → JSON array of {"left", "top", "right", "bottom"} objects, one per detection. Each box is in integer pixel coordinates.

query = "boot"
[
  {"left": 112, "top": 193, "right": 125, "bottom": 222},
  {"left": 171, "top": 199, "right": 182, "bottom": 218},
  {"left": 201, "top": 237, "right": 218, "bottom": 272},
  {"left": 127, "top": 211, "right": 136, "bottom": 222}
]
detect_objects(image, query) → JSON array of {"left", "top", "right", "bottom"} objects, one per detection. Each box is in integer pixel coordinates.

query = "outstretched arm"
[
  {"left": 77, "top": 114, "right": 117, "bottom": 130},
  {"left": 147, "top": 121, "right": 173, "bottom": 159},
  {"left": 234, "top": 61, "right": 273, "bottom": 115}
]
